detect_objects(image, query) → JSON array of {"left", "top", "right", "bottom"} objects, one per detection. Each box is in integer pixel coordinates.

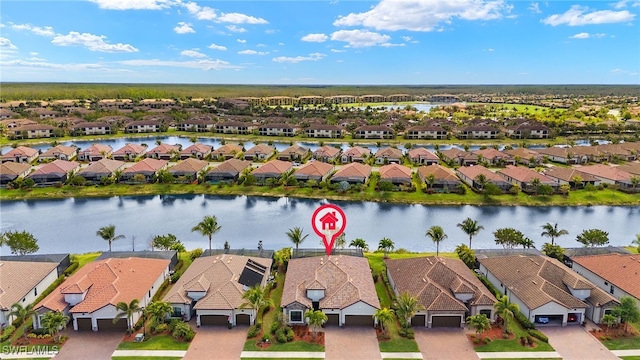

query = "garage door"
[
  {"left": 326, "top": 314, "right": 340, "bottom": 326},
  {"left": 236, "top": 314, "right": 251, "bottom": 326},
  {"left": 411, "top": 315, "right": 426, "bottom": 327},
  {"left": 345, "top": 315, "right": 374, "bottom": 326},
  {"left": 97, "top": 318, "right": 128, "bottom": 332},
  {"left": 76, "top": 318, "right": 93, "bottom": 331},
  {"left": 200, "top": 315, "right": 228, "bottom": 326},
  {"left": 431, "top": 316, "right": 461, "bottom": 328}
]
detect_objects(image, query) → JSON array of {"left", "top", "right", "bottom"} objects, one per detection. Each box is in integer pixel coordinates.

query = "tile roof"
[
  {"left": 40, "top": 145, "right": 77, "bottom": 158},
  {"left": 0, "top": 162, "right": 31, "bottom": 177},
  {"left": 252, "top": 160, "right": 292, "bottom": 176},
  {"left": 417, "top": 164, "right": 460, "bottom": 182},
  {"left": 80, "top": 144, "right": 113, "bottom": 156},
  {"left": 473, "top": 148, "right": 512, "bottom": 161},
  {"left": 29, "top": 159, "right": 79, "bottom": 176},
  {"left": 503, "top": 147, "right": 542, "bottom": 160},
  {"left": 0, "top": 261, "right": 59, "bottom": 311},
  {"left": 1, "top": 146, "right": 39, "bottom": 159},
  {"left": 456, "top": 165, "right": 507, "bottom": 183},
  {"left": 294, "top": 161, "right": 334, "bottom": 177},
  {"left": 208, "top": 158, "right": 252, "bottom": 175},
  {"left": 113, "top": 143, "right": 147, "bottom": 155},
  {"left": 180, "top": 143, "right": 213, "bottom": 155},
  {"left": 375, "top": 147, "right": 403, "bottom": 159},
  {"left": 313, "top": 146, "right": 341, "bottom": 158},
  {"left": 282, "top": 255, "right": 380, "bottom": 310},
  {"left": 379, "top": 163, "right": 412, "bottom": 180},
  {"left": 408, "top": 147, "right": 439, "bottom": 160},
  {"left": 617, "top": 163, "right": 640, "bottom": 176},
  {"left": 572, "top": 254, "right": 640, "bottom": 300},
  {"left": 331, "top": 162, "right": 372, "bottom": 180},
  {"left": 168, "top": 158, "right": 209, "bottom": 173},
  {"left": 543, "top": 167, "right": 599, "bottom": 182},
  {"left": 279, "top": 144, "right": 310, "bottom": 156},
  {"left": 164, "top": 255, "right": 272, "bottom": 310},
  {"left": 386, "top": 257, "right": 496, "bottom": 312},
  {"left": 211, "top": 144, "right": 242, "bottom": 156},
  {"left": 576, "top": 164, "right": 632, "bottom": 182},
  {"left": 497, "top": 165, "right": 556, "bottom": 184},
  {"left": 342, "top": 146, "right": 371, "bottom": 158},
  {"left": 147, "top": 144, "right": 181, "bottom": 155},
  {"left": 36, "top": 257, "right": 169, "bottom": 313},
  {"left": 122, "top": 158, "right": 168, "bottom": 174},
  {"left": 78, "top": 159, "right": 125, "bottom": 176},
  {"left": 245, "top": 144, "right": 275, "bottom": 155}
]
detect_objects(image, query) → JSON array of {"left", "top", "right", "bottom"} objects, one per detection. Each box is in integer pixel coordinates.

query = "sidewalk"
[
  {"left": 381, "top": 352, "right": 423, "bottom": 359},
  {"left": 240, "top": 351, "right": 325, "bottom": 358},
  {"left": 111, "top": 349, "right": 187, "bottom": 357},
  {"left": 611, "top": 349, "right": 640, "bottom": 356},
  {"left": 476, "top": 352, "right": 561, "bottom": 359}
]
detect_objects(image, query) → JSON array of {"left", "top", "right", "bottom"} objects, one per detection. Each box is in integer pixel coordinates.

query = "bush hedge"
[
  {"left": 1, "top": 325, "right": 15, "bottom": 342},
  {"left": 527, "top": 329, "right": 549, "bottom": 343}
]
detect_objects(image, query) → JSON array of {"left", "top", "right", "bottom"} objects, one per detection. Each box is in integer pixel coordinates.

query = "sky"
[{"left": 0, "top": 0, "right": 639, "bottom": 85}]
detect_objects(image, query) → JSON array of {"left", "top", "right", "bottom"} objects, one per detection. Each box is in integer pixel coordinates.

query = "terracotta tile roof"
[
  {"left": 456, "top": 165, "right": 506, "bottom": 183},
  {"left": 245, "top": 144, "right": 275, "bottom": 156},
  {"left": 313, "top": 146, "right": 341, "bottom": 158},
  {"left": 473, "top": 148, "right": 511, "bottom": 161},
  {"left": 180, "top": 143, "right": 213, "bottom": 155},
  {"left": 331, "top": 162, "right": 372, "bottom": 180},
  {"left": 208, "top": 158, "right": 252, "bottom": 175},
  {"left": 342, "top": 146, "right": 371, "bottom": 158},
  {"left": 0, "top": 162, "right": 31, "bottom": 177},
  {"left": 279, "top": 145, "right": 310, "bottom": 157},
  {"left": 147, "top": 144, "right": 181, "bottom": 155},
  {"left": 78, "top": 159, "right": 125, "bottom": 176},
  {"left": 379, "top": 163, "right": 412, "bottom": 180},
  {"left": 252, "top": 160, "right": 292, "bottom": 176},
  {"left": 543, "top": 167, "right": 599, "bottom": 182},
  {"left": 294, "top": 161, "right": 333, "bottom": 177},
  {"left": 503, "top": 148, "right": 542, "bottom": 160},
  {"left": 0, "top": 261, "right": 58, "bottom": 311},
  {"left": 375, "top": 147, "right": 403, "bottom": 159},
  {"left": 15, "top": 124, "right": 55, "bottom": 131},
  {"left": 211, "top": 144, "right": 242, "bottom": 157},
  {"left": 113, "top": 143, "right": 147, "bottom": 156},
  {"left": 439, "top": 148, "right": 467, "bottom": 159},
  {"left": 168, "top": 158, "right": 208, "bottom": 174},
  {"left": 80, "top": 144, "right": 112, "bottom": 156},
  {"left": 40, "top": 145, "right": 77, "bottom": 158},
  {"left": 617, "top": 163, "right": 640, "bottom": 176},
  {"left": 417, "top": 164, "right": 460, "bottom": 182},
  {"left": 497, "top": 165, "right": 556, "bottom": 184},
  {"left": 408, "top": 147, "right": 439, "bottom": 160},
  {"left": 2, "top": 146, "right": 39, "bottom": 159},
  {"left": 576, "top": 164, "right": 632, "bottom": 182},
  {"left": 386, "top": 257, "right": 496, "bottom": 312},
  {"left": 122, "top": 158, "right": 168, "bottom": 174},
  {"left": 535, "top": 147, "right": 572, "bottom": 158},
  {"left": 36, "top": 257, "right": 169, "bottom": 313},
  {"left": 282, "top": 255, "right": 380, "bottom": 310},
  {"left": 164, "top": 255, "right": 272, "bottom": 310},
  {"left": 29, "top": 160, "right": 79, "bottom": 176},
  {"left": 572, "top": 254, "right": 640, "bottom": 300}
]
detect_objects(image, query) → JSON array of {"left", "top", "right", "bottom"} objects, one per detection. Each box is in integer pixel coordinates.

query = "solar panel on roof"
[{"left": 238, "top": 267, "right": 264, "bottom": 288}]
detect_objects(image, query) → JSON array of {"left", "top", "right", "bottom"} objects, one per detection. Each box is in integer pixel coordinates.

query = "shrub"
[
  {"left": 168, "top": 319, "right": 181, "bottom": 332},
  {"left": 526, "top": 335, "right": 535, "bottom": 346},
  {"left": 270, "top": 320, "right": 280, "bottom": 334},
  {"left": 28, "top": 333, "right": 38, "bottom": 338},
  {"left": 1, "top": 326, "right": 15, "bottom": 342},
  {"left": 261, "top": 334, "right": 271, "bottom": 342},
  {"left": 406, "top": 328, "right": 414, "bottom": 339},
  {"left": 11, "top": 318, "right": 23, "bottom": 328},
  {"left": 514, "top": 311, "right": 535, "bottom": 330},
  {"left": 285, "top": 327, "right": 294, "bottom": 342},
  {"left": 189, "top": 248, "right": 203, "bottom": 260},
  {"left": 275, "top": 328, "right": 287, "bottom": 343},
  {"left": 247, "top": 325, "right": 260, "bottom": 339},
  {"left": 483, "top": 336, "right": 491, "bottom": 344},
  {"left": 527, "top": 329, "right": 548, "bottom": 343},
  {"left": 171, "top": 322, "right": 195, "bottom": 342},
  {"left": 31, "top": 328, "right": 48, "bottom": 336},
  {"left": 170, "top": 272, "right": 181, "bottom": 283},
  {"left": 153, "top": 323, "right": 168, "bottom": 334},
  {"left": 520, "top": 336, "right": 526, "bottom": 346},
  {"left": 502, "top": 333, "right": 510, "bottom": 339}
]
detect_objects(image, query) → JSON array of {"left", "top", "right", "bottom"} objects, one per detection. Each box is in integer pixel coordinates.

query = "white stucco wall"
[
  {"left": 572, "top": 263, "right": 640, "bottom": 309},
  {"left": 5, "top": 267, "right": 58, "bottom": 325}
]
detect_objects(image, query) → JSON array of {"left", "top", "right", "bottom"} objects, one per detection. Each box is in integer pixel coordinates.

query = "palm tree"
[
  {"left": 378, "top": 237, "right": 395, "bottom": 258},
  {"left": 114, "top": 299, "right": 142, "bottom": 334},
  {"left": 395, "top": 292, "right": 424, "bottom": 330},
  {"left": 457, "top": 217, "right": 484, "bottom": 248},
  {"left": 9, "top": 303, "right": 36, "bottom": 342},
  {"left": 349, "top": 238, "right": 369, "bottom": 252},
  {"left": 474, "top": 174, "right": 487, "bottom": 191},
  {"left": 466, "top": 313, "right": 491, "bottom": 338},
  {"left": 240, "top": 285, "right": 273, "bottom": 325},
  {"left": 41, "top": 310, "right": 69, "bottom": 343},
  {"left": 426, "top": 225, "right": 447, "bottom": 257},
  {"left": 540, "top": 222, "right": 569, "bottom": 245},
  {"left": 304, "top": 309, "right": 327, "bottom": 338},
  {"left": 632, "top": 234, "right": 640, "bottom": 252},
  {"left": 96, "top": 224, "right": 125, "bottom": 252},
  {"left": 493, "top": 295, "right": 519, "bottom": 334},
  {"left": 191, "top": 215, "right": 221, "bottom": 254},
  {"left": 286, "top": 227, "right": 309, "bottom": 251},
  {"left": 602, "top": 313, "right": 617, "bottom": 334},
  {"left": 145, "top": 301, "right": 172, "bottom": 327},
  {"left": 374, "top": 307, "right": 395, "bottom": 336}
]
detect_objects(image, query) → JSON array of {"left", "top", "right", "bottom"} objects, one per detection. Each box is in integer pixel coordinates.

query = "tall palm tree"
[
  {"left": 191, "top": 215, "right": 221, "bottom": 254},
  {"left": 457, "top": 217, "right": 484, "bottom": 248},
  {"left": 114, "top": 299, "right": 142, "bottom": 334},
  {"left": 286, "top": 227, "right": 309, "bottom": 251},
  {"left": 374, "top": 307, "right": 395, "bottom": 336},
  {"left": 493, "top": 295, "right": 519, "bottom": 334},
  {"left": 395, "top": 292, "right": 424, "bottom": 330},
  {"left": 540, "top": 222, "right": 569, "bottom": 245},
  {"left": 378, "top": 237, "right": 395, "bottom": 258},
  {"left": 96, "top": 224, "right": 125, "bottom": 252},
  {"left": 426, "top": 225, "right": 447, "bottom": 257},
  {"left": 9, "top": 303, "right": 36, "bottom": 342},
  {"left": 304, "top": 309, "right": 327, "bottom": 338},
  {"left": 240, "top": 285, "right": 273, "bottom": 325},
  {"left": 41, "top": 310, "right": 69, "bottom": 343},
  {"left": 349, "top": 238, "right": 369, "bottom": 252}
]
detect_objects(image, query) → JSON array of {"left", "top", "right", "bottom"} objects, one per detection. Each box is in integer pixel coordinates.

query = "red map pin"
[{"left": 311, "top": 204, "right": 347, "bottom": 256}]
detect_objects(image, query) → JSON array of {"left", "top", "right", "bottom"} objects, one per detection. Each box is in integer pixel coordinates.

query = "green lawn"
[
  {"left": 620, "top": 357, "right": 640, "bottom": 360},
  {"left": 243, "top": 338, "right": 324, "bottom": 352},
  {"left": 116, "top": 335, "right": 190, "bottom": 351},
  {"left": 366, "top": 251, "right": 458, "bottom": 278},
  {"left": 474, "top": 322, "right": 554, "bottom": 352},
  {"left": 71, "top": 252, "right": 102, "bottom": 268},
  {"left": 602, "top": 335, "right": 640, "bottom": 350}
]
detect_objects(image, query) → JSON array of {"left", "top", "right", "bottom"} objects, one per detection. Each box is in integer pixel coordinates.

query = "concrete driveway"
[
  {"left": 183, "top": 326, "right": 248, "bottom": 360},
  {"left": 325, "top": 326, "right": 381, "bottom": 360},
  {"left": 414, "top": 328, "right": 479, "bottom": 360},
  {"left": 542, "top": 326, "right": 618, "bottom": 360},
  {"left": 54, "top": 330, "right": 123, "bottom": 360}
]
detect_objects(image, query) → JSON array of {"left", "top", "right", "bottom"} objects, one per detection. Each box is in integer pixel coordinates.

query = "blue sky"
[{"left": 0, "top": 0, "right": 638, "bottom": 85}]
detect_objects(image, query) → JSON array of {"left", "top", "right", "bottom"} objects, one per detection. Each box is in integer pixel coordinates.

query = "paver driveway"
[
  {"left": 54, "top": 330, "right": 123, "bottom": 360},
  {"left": 325, "top": 326, "right": 381, "bottom": 360},
  {"left": 183, "top": 325, "right": 248, "bottom": 360},
  {"left": 414, "top": 328, "right": 479, "bottom": 360},
  {"left": 542, "top": 326, "right": 618, "bottom": 360}
]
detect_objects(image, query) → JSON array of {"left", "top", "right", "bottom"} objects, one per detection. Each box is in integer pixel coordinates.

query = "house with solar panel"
[{"left": 163, "top": 254, "right": 273, "bottom": 326}]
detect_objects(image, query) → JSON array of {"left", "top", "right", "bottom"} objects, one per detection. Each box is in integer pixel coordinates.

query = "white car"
[{"left": 537, "top": 317, "right": 549, "bottom": 324}]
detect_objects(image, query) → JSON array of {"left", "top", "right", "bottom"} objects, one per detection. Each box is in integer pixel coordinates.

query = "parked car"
[{"left": 537, "top": 317, "right": 549, "bottom": 324}]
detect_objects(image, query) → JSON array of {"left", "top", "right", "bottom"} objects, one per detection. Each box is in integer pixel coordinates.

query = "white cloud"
[
  {"left": 11, "top": 23, "right": 55, "bottom": 37},
  {"left": 612, "top": 0, "right": 640, "bottom": 9},
  {"left": 1, "top": 59, "right": 120, "bottom": 72},
  {"left": 301, "top": 33, "right": 328, "bottom": 42},
  {"left": 333, "top": 0, "right": 512, "bottom": 32},
  {"left": 174, "top": 22, "right": 195, "bottom": 34},
  {"left": 611, "top": 68, "right": 639, "bottom": 76},
  {"left": 181, "top": 49, "right": 207, "bottom": 58},
  {"left": 237, "top": 39, "right": 247, "bottom": 44},
  {"left": 52, "top": 32, "right": 139, "bottom": 52},
  {"left": 0, "top": 37, "right": 18, "bottom": 50},
  {"left": 208, "top": 43, "right": 227, "bottom": 51},
  {"left": 226, "top": 25, "right": 247, "bottom": 33},
  {"left": 330, "top": 29, "right": 391, "bottom": 48},
  {"left": 119, "top": 58, "right": 241, "bottom": 70},
  {"left": 330, "top": 49, "right": 346, "bottom": 53},
  {"left": 217, "top": 13, "right": 268, "bottom": 24},
  {"left": 272, "top": 52, "right": 326, "bottom": 63},
  {"left": 184, "top": 2, "right": 217, "bottom": 20},
  {"left": 380, "top": 42, "right": 405, "bottom": 47},
  {"left": 238, "top": 49, "right": 268, "bottom": 55},
  {"left": 542, "top": 5, "right": 635, "bottom": 26},
  {"left": 30, "top": 51, "right": 39, "bottom": 56},
  {"left": 90, "top": 0, "right": 175, "bottom": 10},
  {"left": 528, "top": 2, "right": 542, "bottom": 14},
  {"left": 570, "top": 32, "right": 607, "bottom": 39}
]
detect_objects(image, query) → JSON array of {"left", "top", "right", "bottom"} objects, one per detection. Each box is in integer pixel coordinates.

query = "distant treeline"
[{"left": 1, "top": 83, "right": 639, "bottom": 101}]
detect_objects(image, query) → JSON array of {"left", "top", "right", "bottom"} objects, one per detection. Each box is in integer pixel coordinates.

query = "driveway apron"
[
  {"left": 54, "top": 330, "right": 123, "bottom": 360},
  {"left": 183, "top": 326, "right": 248, "bottom": 360},
  {"left": 414, "top": 328, "right": 479, "bottom": 360},
  {"left": 542, "top": 326, "right": 619, "bottom": 360},
  {"left": 325, "top": 326, "right": 381, "bottom": 360}
]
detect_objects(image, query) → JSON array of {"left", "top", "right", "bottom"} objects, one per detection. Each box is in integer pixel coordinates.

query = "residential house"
[
  {"left": 97, "top": 99, "right": 133, "bottom": 110},
  {"left": 278, "top": 145, "right": 310, "bottom": 162},
  {"left": 473, "top": 148, "right": 515, "bottom": 166},
  {"left": 34, "top": 257, "right": 170, "bottom": 331},
  {"left": 77, "top": 144, "right": 113, "bottom": 162},
  {"left": 405, "top": 125, "right": 447, "bottom": 140},
  {"left": 10, "top": 124, "right": 55, "bottom": 139},
  {"left": 28, "top": 160, "right": 79, "bottom": 185},
  {"left": 305, "top": 124, "right": 343, "bottom": 138},
  {"left": 417, "top": 164, "right": 462, "bottom": 192},
  {"left": 112, "top": 143, "right": 147, "bottom": 161},
  {"left": 77, "top": 159, "right": 126, "bottom": 183},
  {"left": 258, "top": 123, "right": 296, "bottom": 137},
  {"left": 28, "top": 108, "right": 60, "bottom": 119},
  {"left": 210, "top": 144, "right": 242, "bottom": 160},
  {"left": 1, "top": 118, "right": 38, "bottom": 131},
  {"left": 571, "top": 254, "right": 640, "bottom": 309},
  {"left": 374, "top": 147, "right": 403, "bottom": 165},
  {"left": 252, "top": 160, "right": 292, "bottom": 183},
  {"left": 244, "top": 144, "right": 276, "bottom": 161},
  {"left": 543, "top": 167, "right": 600, "bottom": 188},
  {"left": 618, "top": 163, "right": 640, "bottom": 176},
  {"left": 407, "top": 147, "right": 439, "bottom": 165},
  {"left": 439, "top": 148, "right": 478, "bottom": 166},
  {"left": 125, "top": 120, "right": 163, "bottom": 133},
  {"left": 386, "top": 257, "right": 497, "bottom": 328},
  {"left": 180, "top": 143, "right": 213, "bottom": 160},
  {"left": 96, "top": 251, "right": 178, "bottom": 272},
  {"left": 359, "top": 94, "right": 385, "bottom": 103},
  {"left": 576, "top": 164, "right": 634, "bottom": 189},
  {"left": 120, "top": 158, "right": 168, "bottom": 183},
  {"left": 340, "top": 146, "right": 371, "bottom": 163},
  {"left": 497, "top": 165, "right": 558, "bottom": 192},
  {"left": 179, "top": 118, "right": 215, "bottom": 132},
  {"left": 71, "top": 122, "right": 111, "bottom": 136},
  {"left": 39, "top": 145, "right": 78, "bottom": 162},
  {"left": 281, "top": 255, "right": 380, "bottom": 327},
  {"left": 0, "top": 162, "right": 31, "bottom": 186},
  {"left": 536, "top": 147, "right": 578, "bottom": 164},
  {"left": 1, "top": 146, "right": 39, "bottom": 163},
  {"left": 503, "top": 148, "right": 543, "bottom": 166},
  {"left": 571, "top": 146, "right": 604, "bottom": 164},
  {"left": 146, "top": 144, "right": 181, "bottom": 160},
  {"left": 214, "top": 121, "right": 253, "bottom": 135},
  {"left": 0, "top": 261, "right": 60, "bottom": 326},
  {"left": 457, "top": 126, "right": 500, "bottom": 139},
  {"left": 297, "top": 96, "right": 325, "bottom": 105},
  {"left": 598, "top": 144, "right": 637, "bottom": 162},
  {"left": 168, "top": 158, "right": 209, "bottom": 181},
  {"left": 205, "top": 159, "right": 251, "bottom": 182},
  {"left": 330, "top": 163, "right": 372, "bottom": 184},
  {"left": 386, "top": 94, "right": 412, "bottom": 102},
  {"left": 353, "top": 125, "right": 394, "bottom": 139},
  {"left": 264, "top": 96, "right": 295, "bottom": 106},
  {"left": 506, "top": 123, "right": 551, "bottom": 139},
  {"left": 478, "top": 255, "right": 619, "bottom": 326},
  {"left": 164, "top": 254, "right": 272, "bottom": 326},
  {"left": 456, "top": 165, "right": 511, "bottom": 192},
  {"left": 326, "top": 95, "right": 357, "bottom": 104},
  {"left": 0, "top": 109, "right": 18, "bottom": 119},
  {"left": 294, "top": 161, "right": 334, "bottom": 182},
  {"left": 379, "top": 163, "right": 412, "bottom": 185},
  {"left": 313, "top": 146, "right": 341, "bottom": 163}
]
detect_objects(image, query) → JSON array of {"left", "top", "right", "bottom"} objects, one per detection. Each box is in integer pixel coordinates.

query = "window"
[
  {"left": 290, "top": 310, "right": 303, "bottom": 323},
  {"left": 604, "top": 281, "right": 609, "bottom": 286},
  {"left": 172, "top": 307, "right": 182, "bottom": 317},
  {"left": 479, "top": 310, "right": 491, "bottom": 318},
  {"left": 34, "top": 288, "right": 38, "bottom": 296},
  {"left": 610, "top": 285, "right": 614, "bottom": 294}
]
